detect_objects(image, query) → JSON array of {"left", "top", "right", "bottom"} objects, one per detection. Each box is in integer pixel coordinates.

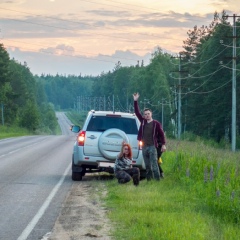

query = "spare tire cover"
[{"left": 98, "top": 128, "right": 129, "bottom": 160}]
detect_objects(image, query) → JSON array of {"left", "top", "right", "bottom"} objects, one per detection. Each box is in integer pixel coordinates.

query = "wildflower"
[
  {"left": 216, "top": 189, "right": 220, "bottom": 197},
  {"left": 210, "top": 165, "right": 214, "bottom": 181},
  {"left": 231, "top": 191, "right": 235, "bottom": 200}
]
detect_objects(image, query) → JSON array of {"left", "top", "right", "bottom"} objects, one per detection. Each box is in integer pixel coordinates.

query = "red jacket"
[{"left": 134, "top": 100, "right": 166, "bottom": 147}]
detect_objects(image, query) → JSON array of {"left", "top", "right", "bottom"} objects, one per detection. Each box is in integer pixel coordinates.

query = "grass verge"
[
  {"left": 0, "top": 125, "right": 31, "bottom": 139},
  {"left": 99, "top": 178, "right": 239, "bottom": 240},
  {"left": 93, "top": 139, "right": 240, "bottom": 240}
]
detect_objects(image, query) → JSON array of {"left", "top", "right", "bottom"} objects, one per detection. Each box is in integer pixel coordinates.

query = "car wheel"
[
  {"left": 98, "top": 128, "right": 129, "bottom": 160},
  {"left": 72, "top": 159, "right": 83, "bottom": 181},
  {"left": 72, "top": 171, "right": 82, "bottom": 181}
]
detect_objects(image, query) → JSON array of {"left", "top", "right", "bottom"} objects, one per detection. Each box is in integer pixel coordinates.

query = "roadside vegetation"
[
  {"left": 93, "top": 139, "right": 240, "bottom": 240},
  {"left": 0, "top": 43, "right": 59, "bottom": 135},
  {"left": 0, "top": 125, "right": 31, "bottom": 140},
  {"left": 65, "top": 110, "right": 88, "bottom": 126}
]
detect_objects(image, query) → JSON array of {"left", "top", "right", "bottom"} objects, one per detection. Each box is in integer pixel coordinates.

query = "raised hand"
[{"left": 133, "top": 92, "right": 140, "bottom": 101}]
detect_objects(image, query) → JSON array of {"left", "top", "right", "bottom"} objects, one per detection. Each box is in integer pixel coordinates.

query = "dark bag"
[{"left": 157, "top": 142, "right": 162, "bottom": 159}]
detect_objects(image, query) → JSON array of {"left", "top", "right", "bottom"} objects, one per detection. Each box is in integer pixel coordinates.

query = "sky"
[{"left": 0, "top": 0, "right": 240, "bottom": 76}]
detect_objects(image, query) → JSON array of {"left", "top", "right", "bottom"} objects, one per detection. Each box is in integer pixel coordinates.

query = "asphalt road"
[{"left": 0, "top": 112, "right": 76, "bottom": 240}]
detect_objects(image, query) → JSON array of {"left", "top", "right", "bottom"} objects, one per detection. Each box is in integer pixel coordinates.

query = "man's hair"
[{"left": 144, "top": 108, "right": 152, "bottom": 113}]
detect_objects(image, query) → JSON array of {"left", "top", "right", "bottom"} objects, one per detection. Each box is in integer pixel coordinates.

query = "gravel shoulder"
[{"left": 48, "top": 175, "right": 113, "bottom": 240}]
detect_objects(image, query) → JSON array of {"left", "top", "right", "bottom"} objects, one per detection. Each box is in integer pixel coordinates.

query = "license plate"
[{"left": 98, "top": 162, "right": 115, "bottom": 168}]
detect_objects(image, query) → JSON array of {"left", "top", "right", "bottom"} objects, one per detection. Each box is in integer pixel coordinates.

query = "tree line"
[
  {"left": 1, "top": 11, "right": 240, "bottom": 146},
  {"left": 0, "top": 43, "right": 58, "bottom": 134}
]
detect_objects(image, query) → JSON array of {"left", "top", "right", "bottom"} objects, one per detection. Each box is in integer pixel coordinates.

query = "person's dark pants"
[
  {"left": 142, "top": 145, "right": 160, "bottom": 180},
  {"left": 159, "top": 165, "right": 163, "bottom": 174},
  {"left": 115, "top": 167, "right": 140, "bottom": 185}
]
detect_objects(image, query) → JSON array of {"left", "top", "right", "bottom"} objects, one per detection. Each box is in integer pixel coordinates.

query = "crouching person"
[{"left": 114, "top": 142, "right": 140, "bottom": 186}]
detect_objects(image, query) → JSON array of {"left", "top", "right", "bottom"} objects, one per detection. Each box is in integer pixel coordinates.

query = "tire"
[
  {"left": 72, "top": 158, "right": 83, "bottom": 181},
  {"left": 72, "top": 171, "right": 82, "bottom": 181},
  {"left": 98, "top": 128, "right": 129, "bottom": 160}
]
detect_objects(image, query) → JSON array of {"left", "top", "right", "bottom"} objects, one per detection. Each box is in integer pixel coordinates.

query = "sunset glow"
[{"left": 0, "top": 0, "right": 239, "bottom": 75}]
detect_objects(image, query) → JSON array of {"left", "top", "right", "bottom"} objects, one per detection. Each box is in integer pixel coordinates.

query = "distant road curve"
[{"left": 56, "top": 112, "right": 74, "bottom": 135}]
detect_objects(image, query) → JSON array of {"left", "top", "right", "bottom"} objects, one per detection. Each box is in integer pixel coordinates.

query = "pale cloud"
[
  {"left": 40, "top": 44, "right": 75, "bottom": 55},
  {"left": 1, "top": 0, "right": 239, "bottom": 76},
  {"left": 7, "top": 47, "right": 149, "bottom": 76},
  {"left": 87, "top": 9, "right": 130, "bottom": 17}
]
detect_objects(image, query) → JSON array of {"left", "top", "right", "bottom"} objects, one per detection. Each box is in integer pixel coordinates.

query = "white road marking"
[{"left": 17, "top": 162, "right": 71, "bottom": 240}]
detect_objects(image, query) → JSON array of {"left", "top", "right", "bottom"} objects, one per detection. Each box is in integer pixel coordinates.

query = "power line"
[{"left": 0, "top": 7, "right": 179, "bottom": 42}]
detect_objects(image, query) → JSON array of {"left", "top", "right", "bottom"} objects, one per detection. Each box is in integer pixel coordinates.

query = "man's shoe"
[
  {"left": 160, "top": 172, "right": 164, "bottom": 179},
  {"left": 132, "top": 174, "right": 140, "bottom": 186}
]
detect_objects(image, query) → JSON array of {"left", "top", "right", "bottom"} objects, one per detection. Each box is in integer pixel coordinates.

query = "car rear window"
[{"left": 86, "top": 116, "right": 138, "bottom": 134}]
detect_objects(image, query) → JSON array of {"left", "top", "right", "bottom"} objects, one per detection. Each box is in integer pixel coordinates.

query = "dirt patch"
[{"left": 48, "top": 175, "right": 113, "bottom": 240}]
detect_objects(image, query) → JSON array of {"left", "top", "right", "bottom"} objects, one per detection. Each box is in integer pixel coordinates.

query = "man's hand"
[
  {"left": 161, "top": 144, "right": 167, "bottom": 152},
  {"left": 133, "top": 92, "right": 140, "bottom": 101}
]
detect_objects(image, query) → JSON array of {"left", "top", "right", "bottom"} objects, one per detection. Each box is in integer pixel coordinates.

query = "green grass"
[
  {"left": 101, "top": 179, "right": 239, "bottom": 240},
  {"left": 65, "top": 110, "right": 88, "bottom": 126},
  {"left": 0, "top": 125, "right": 31, "bottom": 139},
  {"left": 0, "top": 111, "right": 85, "bottom": 139},
  {"left": 92, "top": 139, "right": 240, "bottom": 240}
]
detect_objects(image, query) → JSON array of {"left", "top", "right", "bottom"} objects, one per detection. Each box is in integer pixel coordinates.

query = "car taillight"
[
  {"left": 77, "top": 131, "right": 86, "bottom": 146},
  {"left": 139, "top": 141, "right": 143, "bottom": 150}
]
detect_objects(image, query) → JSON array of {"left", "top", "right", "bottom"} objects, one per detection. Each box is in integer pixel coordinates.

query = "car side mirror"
[{"left": 71, "top": 125, "right": 81, "bottom": 133}]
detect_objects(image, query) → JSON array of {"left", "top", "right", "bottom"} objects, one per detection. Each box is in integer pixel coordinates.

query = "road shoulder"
[{"left": 48, "top": 179, "right": 112, "bottom": 240}]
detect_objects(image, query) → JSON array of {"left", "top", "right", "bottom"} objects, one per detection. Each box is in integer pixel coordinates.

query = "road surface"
[{"left": 0, "top": 112, "right": 75, "bottom": 240}]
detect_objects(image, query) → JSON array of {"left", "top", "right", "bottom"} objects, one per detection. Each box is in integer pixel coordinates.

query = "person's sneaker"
[
  {"left": 160, "top": 172, "right": 164, "bottom": 179},
  {"left": 118, "top": 179, "right": 125, "bottom": 184},
  {"left": 132, "top": 174, "right": 140, "bottom": 186}
]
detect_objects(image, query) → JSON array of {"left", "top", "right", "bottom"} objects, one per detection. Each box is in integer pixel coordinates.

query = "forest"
[
  {"left": 1, "top": 11, "right": 240, "bottom": 147},
  {"left": 0, "top": 44, "right": 58, "bottom": 134}
]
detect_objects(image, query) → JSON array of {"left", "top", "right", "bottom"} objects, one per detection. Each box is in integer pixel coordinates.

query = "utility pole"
[
  {"left": 104, "top": 95, "right": 106, "bottom": 111},
  {"left": 232, "top": 14, "right": 237, "bottom": 152},
  {"left": 171, "top": 53, "right": 188, "bottom": 139},
  {"left": 178, "top": 58, "right": 182, "bottom": 139},
  {"left": 113, "top": 95, "right": 115, "bottom": 112},
  {"left": 126, "top": 89, "right": 129, "bottom": 112},
  {"left": 226, "top": 14, "right": 240, "bottom": 152}
]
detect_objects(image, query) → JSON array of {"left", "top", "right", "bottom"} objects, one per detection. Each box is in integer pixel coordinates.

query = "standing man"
[{"left": 133, "top": 92, "right": 166, "bottom": 181}]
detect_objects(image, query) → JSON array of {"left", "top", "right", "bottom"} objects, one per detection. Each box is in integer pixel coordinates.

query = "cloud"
[
  {"left": 2, "top": 0, "right": 237, "bottom": 78},
  {"left": 86, "top": 9, "right": 130, "bottom": 17},
  {"left": 6, "top": 46, "right": 154, "bottom": 76},
  {"left": 108, "top": 11, "right": 218, "bottom": 29},
  {"left": 40, "top": 44, "right": 75, "bottom": 55},
  {"left": 1, "top": 8, "right": 220, "bottom": 39}
]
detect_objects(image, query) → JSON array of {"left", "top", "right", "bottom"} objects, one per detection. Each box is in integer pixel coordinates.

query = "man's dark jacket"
[{"left": 134, "top": 100, "right": 166, "bottom": 148}]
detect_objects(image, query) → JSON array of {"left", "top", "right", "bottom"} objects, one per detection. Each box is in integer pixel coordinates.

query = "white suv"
[{"left": 71, "top": 110, "right": 146, "bottom": 181}]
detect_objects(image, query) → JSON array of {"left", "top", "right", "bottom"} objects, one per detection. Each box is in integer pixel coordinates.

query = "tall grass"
[
  {"left": 0, "top": 125, "right": 31, "bottom": 139},
  {"left": 96, "top": 139, "right": 240, "bottom": 240},
  {"left": 166, "top": 139, "right": 240, "bottom": 224},
  {"left": 65, "top": 110, "right": 88, "bottom": 126}
]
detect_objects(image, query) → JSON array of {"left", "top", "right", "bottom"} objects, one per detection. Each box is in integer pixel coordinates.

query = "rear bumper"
[{"left": 72, "top": 147, "right": 146, "bottom": 172}]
